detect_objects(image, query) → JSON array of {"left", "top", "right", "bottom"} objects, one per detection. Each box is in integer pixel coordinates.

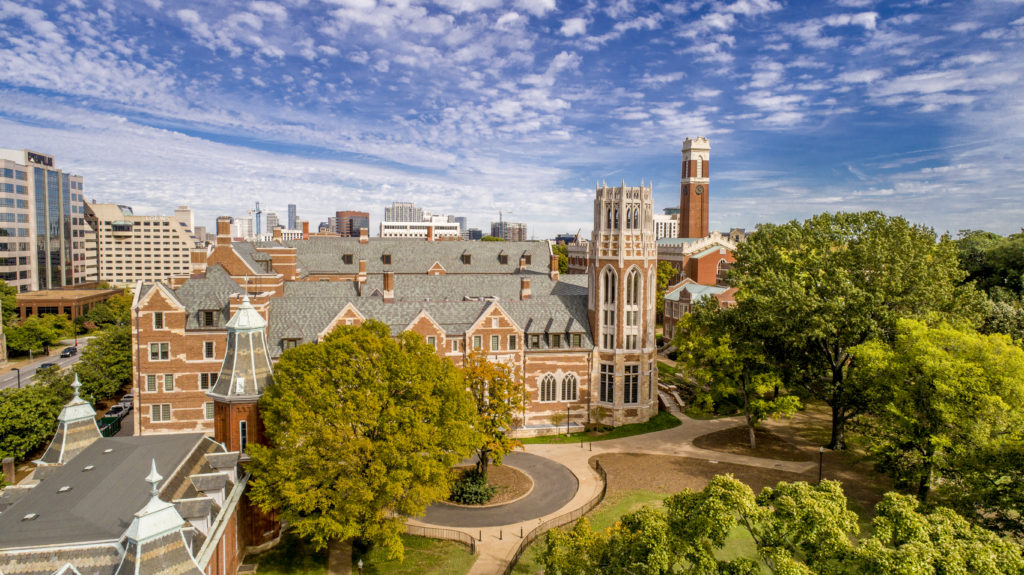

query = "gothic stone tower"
[
  {"left": 679, "top": 137, "right": 710, "bottom": 238},
  {"left": 207, "top": 294, "right": 280, "bottom": 550},
  {"left": 587, "top": 181, "right": 659, "bottom": 427}
]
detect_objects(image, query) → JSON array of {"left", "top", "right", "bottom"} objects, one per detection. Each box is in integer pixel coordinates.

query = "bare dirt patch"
[{"left": 693, "top": 426, "right": 811, "bottom": 462}]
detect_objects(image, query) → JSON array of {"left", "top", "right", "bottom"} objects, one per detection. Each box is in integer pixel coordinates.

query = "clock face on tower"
[{"left": 696, "top": 185, "right": 704, "bottom": 195}]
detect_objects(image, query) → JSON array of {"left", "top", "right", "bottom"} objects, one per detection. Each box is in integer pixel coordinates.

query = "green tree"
[
  {"left": 247, "top": 321, "right": 479, "bottom": 560},
  {"left": 0, "top": 279, "right": 17, "bottom": 327},
  {"left": 552, "top": 243, "right": 569, "bottom": 275},
  {"left": 673, "top": 301, "right": 801, "bottom": 449},
  {"left": 655, "top": 261, "right": 676, "bottom": 320},
  {"left": 79, "top": 290, "right": 132, "bottom": 330},
  {"left": 852, "top": 319, "right": 1024, "bottom": 502},
  {"left": 941, "top": 440, "right": 1024, "bottom": 537},
  {"left": 981, "top": 297, "right": 1024, "bottom": 343},
  {"left": 481, "top": 235, "right": 505, "bottom": 241},
  {"left": 6, "top": 314, "right": 74, "bottom": 354},
  {"left": 544, "top": 509, "right": 675, "bottom": 575},
  {"left": 463, "top": 350, "right": 525, "bottom": 476},
  {"left": 955, "top": 230, "right": 1024, "bottom": 301},
  {"left": 731, "top": 212, "right": 984, "bottom": 449},
  {"left": 0, "top": 368, "right": 73, "bottom": 461},
  {"left": 74, "top": 324, "right": 132, "bottom": 401}
]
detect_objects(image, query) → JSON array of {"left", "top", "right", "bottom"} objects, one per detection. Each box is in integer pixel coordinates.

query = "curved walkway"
[{"left": 419, "top": 452, "right": 578, "bottom": 527}]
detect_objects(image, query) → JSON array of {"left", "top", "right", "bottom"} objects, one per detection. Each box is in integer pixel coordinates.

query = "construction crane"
[{"left": 253, "top": 201, "right": 263, "bottom": 237}]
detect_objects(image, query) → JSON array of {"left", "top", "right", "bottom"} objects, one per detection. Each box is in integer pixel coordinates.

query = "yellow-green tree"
[
  {"left": 247, "top": 321, "right": 479, "bottom": 560},
  {"left": 463, "top": 350, "right": 525, "bottom": 476}
]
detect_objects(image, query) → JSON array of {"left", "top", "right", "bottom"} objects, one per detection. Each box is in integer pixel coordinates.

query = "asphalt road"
[
  {"left": 0, "top": 337, "right": 92, "bottom": 391},
  {"left": 419, "top": 451, "right": 579, "bottom": 528}
]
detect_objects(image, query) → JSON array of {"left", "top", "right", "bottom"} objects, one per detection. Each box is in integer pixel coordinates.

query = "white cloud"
[
  {"left": 515, "top": 0, "right": 556, "bottom": 17},
  {"left": 250, "top": 1, "right": 288, "bottom": 22},
  {"left": 638, "top": 71, "right": 685, "bottom": 87},
  {"left": 836, "top": 69, "right": 884, "bottom": 83},
  {"left": 560, "top": 17, "right": 586, "bottom": 36}
]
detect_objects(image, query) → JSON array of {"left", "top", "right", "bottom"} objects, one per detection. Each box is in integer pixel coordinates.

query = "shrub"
[{"left": 449, "top": 470, "right": 497, "bottom": 505}]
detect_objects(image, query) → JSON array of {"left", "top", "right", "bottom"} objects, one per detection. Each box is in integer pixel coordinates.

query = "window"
[
  {"left": 200, "top": 373, "right": 218, "bottom": 390},
  {"left": 240, "top": 421, "right": 248, "bottom": 452},
  {"left": 282, "top": 338, "right": 299, "bottom": 349},
  {"left": 204, "top": 341, "right": 215, "bottom": 359},
  {"left": 204, "top": 402, "right": 215, "bottom": 420},
  {"left": 426, "top": 336, "right": 436, "bottom": 349},
  {"left": 524, "top": 254, "right": 532, "bottom": 265},
  {"left": 530, "top": 334, "right": 540, "bottom": 348},
  {"left": 540, "top": 374, "right": 557, "bottom": 402},
  {"left": 508, "top": 334, "right": 517, "bottom": 350},
  {"left": 491, "top": 335, "right": 499, "bottom": 351},
  {"left": 626, "top": 269, "right": 641, "bottom": 307},
  {"left": 633, "top": 207, "right": 639, "bottom": 229},
  {"left": 562, "top": 373, "right": 578, "bottom": 402},
  {"left": 451, "top": 340, "right": 461, "bottom": 353},
  {"left": 473, "top": 335, "right": 482, "bottom": 350},
  {"left": 462, "top": 254, "right": 472, "bottom": 264},
  {"left": 149, "top": 342, "right": 169, "bottom": 360},
  {"left": 151, "top": 404, "right": 171, "bottom": 422},
  {"left": 382, "top": 254, "right": 391, "bottom": 265},
  {"left": 649, "top": 361, "right": 655, "bottom": 403},
  {"left": 624, "top": 365, "right": 639, "bottom": 404},
  {"left": 551, "top": 333, "right": 561, "bottom": 348},
  {"left": 146, "top": 374, "right": 157, "bottom": 392},
  {"left": 499, "top": 254, "right": 508, "bottom": 265},
  {"left": 600, "top": 364, "right": 614, "bottom": 403},
  {"left": 164, "top": 374, "right": 174, "bottom": 391},
  {"left": 343, "top": 254, "right": 353, "bottom": 265},
  {"left": 153, "top": 312, "right": 164, "bottom": 329},
  {"left": 625, "top": 207, "right": 632, "bottom": 229},
  {"left": 199, "top": 310, "right": 216, "bottom": 327},
  {"left": 572, "top": 334, "right": 582, "bottom": 348}
]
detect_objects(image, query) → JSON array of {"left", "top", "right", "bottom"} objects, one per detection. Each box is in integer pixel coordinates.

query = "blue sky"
[{"left": 1, "top": 0, "right": 1022, "bottom": 238}]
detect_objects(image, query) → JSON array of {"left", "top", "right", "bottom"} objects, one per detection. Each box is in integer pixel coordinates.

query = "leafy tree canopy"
[
  {"left": 0, "top": 368, "right": 73, "bottom": 461},
  {"left": 74, "top": 324, "right": 132, "bottom": 402},
  {"left": 552, "top": 243, "right": 569, "bottom": 275},
  {"left": 655, "top": 261, "right": 677, "bottom": 319},
  {"left": 247, "top": 320, "right": 479, "bottom": 560},
  {"left": 0, "top": 279, "right": 16, "bottom": 327},
  {"left": 7, "top": 314, "right": 74, "bottom": 354},
  {"left": 481, "top": 235, "right": 505, "bottom": 241},
  {"left": 463, "top": 351, "right": 525, "bottom": 476},
  {"left": 731, "top": 211, "right": 985, "bottom": 449},
  {"left": 955, "top": 229, "right": 1024, "bottom": 302}
]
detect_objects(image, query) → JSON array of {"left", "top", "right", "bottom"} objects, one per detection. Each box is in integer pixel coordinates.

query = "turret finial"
[{"left": 145, "top": 459, "right": 163, "bottom": 498}]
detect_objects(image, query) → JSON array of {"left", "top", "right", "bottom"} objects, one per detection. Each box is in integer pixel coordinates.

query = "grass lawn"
[
  {"left": 248, "top": 531, "right": 475, "bottom": 575},
  {"left": 519, "top": 411, "right": 681, "bottom": 445}
]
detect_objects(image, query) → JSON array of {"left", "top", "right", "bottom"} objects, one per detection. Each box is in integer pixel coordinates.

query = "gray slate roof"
[
  {"left": 0, "top": 434, "right": 205, "bottom": 550},
  {"left": 174, "top": 266, "right": 244, "bottom": 330}
]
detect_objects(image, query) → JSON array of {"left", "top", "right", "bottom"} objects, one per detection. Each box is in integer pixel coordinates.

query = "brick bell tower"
[
  {"left": 587, "top": 181, "right": 659, "bottom": 427},
  {"left": 679, "top": 137, "right": 710, "bottom": 238},
  {"left": 207, "top": 294, "right": 280, "bottom": 549}
]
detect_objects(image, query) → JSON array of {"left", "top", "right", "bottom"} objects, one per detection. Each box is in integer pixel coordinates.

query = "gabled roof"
[
  {"left": 173, "top": 265, "right": 245, "bottom": 330},
  {"left": 664, "top": 280, "right": 730, "bottom": 303}
]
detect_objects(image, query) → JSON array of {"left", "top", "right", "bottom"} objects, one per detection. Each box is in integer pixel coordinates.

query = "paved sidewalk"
[{"left": 410, "top": 411, "right": 818, "bottom": 575}]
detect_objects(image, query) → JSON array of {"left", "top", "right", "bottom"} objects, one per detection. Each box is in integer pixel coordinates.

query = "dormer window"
[
  {"left": 382, "top": 254, "right": 392, "bottom": 265},
  {"left": 282, "top": 338, "right": 300, "bottom": 350},
  {"left": 499, "top": 254, "right": 508, "bottom": 265},
  {"left": 199, "top": 310, "right": 216, "bottom": 327},
  {"left": 524, "top": 255, "right": 532, "bottom": 265},
  {"left": 462, "top": 254, "right": 472, "bottom": 264},
  {"left": 550, "top": 333, "right": 561, "bottom": 348},
  {"left": 343, "top": 254, "right": 353, "bottom": 265}
]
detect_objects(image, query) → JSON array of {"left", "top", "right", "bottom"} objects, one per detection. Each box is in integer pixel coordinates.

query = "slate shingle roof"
[{"left": 173, "top": 266, "right": 244, "bottom": 330}]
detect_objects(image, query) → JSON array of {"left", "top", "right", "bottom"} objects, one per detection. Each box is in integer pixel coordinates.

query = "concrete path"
[
  {"left": 407, "top": 410, "right": 819, "bottom": 575},
  {"left": 420, "top": 452, "right": 578, "bottom": 528}
]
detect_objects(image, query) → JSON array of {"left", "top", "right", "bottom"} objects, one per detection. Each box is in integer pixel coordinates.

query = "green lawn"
[
  {"left": 520, "top": 411, "right": 681, "bottom": 445},
  {"left": 248, "top": 531, "right": 475, "bottom": 575}
]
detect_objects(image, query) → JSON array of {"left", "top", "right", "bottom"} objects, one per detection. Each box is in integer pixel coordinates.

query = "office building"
[
  {"left": 654, "top": 214, "right": 678, "bottom": 240},
  {"left": 85, "top": 203, "right": 199, "bottom": 286},
  {"left": 384, "top": 201, "right": 422, "bottom": 223},
  {"left": 193, "top": 225, "right": 208, "bottom": 244},
  {"left": 231, "top": 217, "right": 253, "bottom": 240},
  {"left": 333, "top": 210, "right": 370, "bottom": 237},
  {"left": 466, "top": 228, "right": 483, "bottom": 241},
  {"left": 379, "top": 214, "right": 460, "bottom": 240},
  {"left": 491, "top": 221, "right": 528, "bottom": 241},
  {"left": 173, "top": 206, "right": 194, "bottom": 231},
  {"left": 265, "top": 212, "right": 280, "bottom": 232},
  {"left": 0, "top": 149, "right": 96, "bottom": 292},
  {"left": 287, "top": 204, "right": 297, "bottom": 230}
]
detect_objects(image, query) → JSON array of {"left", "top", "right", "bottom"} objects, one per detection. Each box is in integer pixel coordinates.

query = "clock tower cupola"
[{"left": 679, "top": 137, "right": 710, "bottom": 238}]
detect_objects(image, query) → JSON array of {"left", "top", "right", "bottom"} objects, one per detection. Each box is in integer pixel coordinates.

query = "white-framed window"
[
  {"left": 491, "top": 335, "right": 500, "bottom": 351},
  {"left": 540, "top": 374, "right": 557, "bottom": 402},
  {"left": 204, "top": 402, "right": 215, "bottom": 420},
  {"left": 624, "top": 364, "right": 639, "bottom": 404},
  {"left": 508, "top": 334, "right": 518, "bottom": 351},
  {"left": 163, "top": 374, "right": 174, "bottom": 391},
  {"left": 151, "top": 404, "right": 171, "bottom": 422},
  {"left": 451, "top": 339, "right": 461, "bottom": 353},
  {"left": 561, "top": 373, "right": 578, "bottom": 402},
  {"left": 600, "top": 364, "right": 614, "bottom": 403},
  {"left": 153, "top": 312, "right": 164, "bottom": 329},
  {"left": 146, "top": 374, "right": 157, "bottom": 392},
  {"left": 203, "top": 341, "right": 215, "bottom": 359},
  {"left": 473, "top": 335, "right": 482, "bottom": 350},
  {"left": 149, "top": 342, "right": 169, "bottom": 361},
  {"left": 426, "top": 336, "right": 436, "bottom": 349}
]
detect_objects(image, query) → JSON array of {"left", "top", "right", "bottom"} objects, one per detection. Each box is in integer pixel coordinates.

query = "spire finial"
[
  {"left": 145, "top": 459, "right": 163, "bottom": 498},
  {"left": 72, "top": 373, "right": 82, "bottom": 398}
]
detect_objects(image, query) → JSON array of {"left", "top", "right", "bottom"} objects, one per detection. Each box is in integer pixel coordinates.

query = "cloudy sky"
[{"left": 1, "top": 0, "right": 1022, "bottom": 238}]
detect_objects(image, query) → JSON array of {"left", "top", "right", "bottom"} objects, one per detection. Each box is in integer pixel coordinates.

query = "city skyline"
[{"left": 1, "top": 1, "right": 1022, "bottom": 237}]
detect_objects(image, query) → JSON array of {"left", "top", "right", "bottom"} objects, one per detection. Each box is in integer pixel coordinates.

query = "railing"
[
  {"left": 499, "top": 460, "right": 608, "bottom": 575},
  {"left": 404, "top": 523, "right": 478, "bottom": 555}
]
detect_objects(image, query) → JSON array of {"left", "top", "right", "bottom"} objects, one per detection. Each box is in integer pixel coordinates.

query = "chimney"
[
  {"left": 302, "top": 221, "right": 309, "bottom": 240},
  {"left": 521, "top": 277, "right": 531, "bottom": 300},
  {"left": 383, "top": 271, "right": 395, "bottom": 303},
  {"left": 359, "top": 227, "right": 369, "bottom": 244},
  {"left": 272, "top": 227, "right": 282, "bottom": 242},
  {"left": 216, "top": 216, "right": 232, "bottom": 247},
  {"left": 427, "top": 225, "right": 434, "bottom": 242},
  {"left": 190, "top": 247, "right": 208, "bottom": 275},
  {"left": 519, "top": 256, "right": 527, "bottom": 271},
  {"left": 550, "top": 254, "right": 560, "bottom": 281},
  {"left": 358, "top": 259, "right": 367, "bottom": 284}
]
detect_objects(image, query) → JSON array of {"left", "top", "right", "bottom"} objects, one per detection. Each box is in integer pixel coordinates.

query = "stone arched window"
[
  {"left": 603, "top": 267, "right": 617, "bottom": 305},
  {"left": 625, "top": 207, "right": 632, "bottom": 229},
  {"left": 626, "top": 268, "right": 641, "bottom": 307},
  {"left": 614, "top": 206, "right": 619, "bottom": 229},
  {"left": 540, "top": 374, "right": 557, "bottom": 402},
  {"left": 602, "top": 267, "right": 617, "bottom": 349},
  {"left": 607, "top": 204, "right": 613, "bottom": 228},
  {"left": 561, "top": 373, "right": 578, "bottom": 402},
  {"left": 633, "top": 206, "right": 639, "bottom": 229}
]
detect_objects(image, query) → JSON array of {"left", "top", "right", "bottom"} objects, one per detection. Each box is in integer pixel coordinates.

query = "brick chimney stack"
[
  {"left": 383, "top": 271, "right": 395, "bottom": 303},
  {"left": 521, "top": 277, "right": 531, "bottom": 300},
  {"left": 550, "top": 254, "right": 560, "bottom": 281},
  {"left": 301, "top": 221, "right": 309, "bottom": 240},
  {"left": 427, "top": 225, "right": 434, "bottom": 242},
  {"left": 272, "top": 227, "right": 283, "bottom": 242},
  {"left": 216, "top": 217, "right": 232, "bottom": 247},
  {"left": 359, "top": 228, "right": 369, "bottom": 244},
  {"left": 519, "top": 256, "right": 527, "bottom": 271}
]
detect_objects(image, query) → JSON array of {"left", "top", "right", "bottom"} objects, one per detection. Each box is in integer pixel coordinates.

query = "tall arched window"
[
  {"left": 625, "top": 207, "right": 632, "bottom": 229},
  {"left": 607, "top": 204, "right": 612, "bottom": 228},
  {"left": 623, "top": 268, "right": 641, "bottom": 349},
  {"left": 540, "top": 374, "right": 557, "bottom": 402},
  {"left": 633, "top": 206, "right": 639, "bottom": 229},
  {"left": 561, "top": 373, "right": 578, "bottom": 402},
  {"left": 697, "top": 156, "right": 703, "bottom": 178},
  {"left": 603, "top": 267, "right": 617, "bottom": 305},
  {"left": 613, "top": 206, "right": 619, "bottom": 229},
  {"left": 626, "top": 269, "right": 641, "bottom": 307},
  {"left": 602, "top": 267, "right": 617, "bottom": 349}
]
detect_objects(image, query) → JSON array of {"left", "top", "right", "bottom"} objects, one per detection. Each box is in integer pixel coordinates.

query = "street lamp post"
[
  {"left": 12, "top": 368, "right": 20, "bottom": 389},
  {"left": 818, "top": 446, "right": 824, "bottom": 483}
]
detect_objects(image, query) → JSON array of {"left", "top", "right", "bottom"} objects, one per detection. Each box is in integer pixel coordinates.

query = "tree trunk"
[
  {"left": 476, "top": 449, "right": 489, "bottom": 476},
  {"left": 917, "top": 450, "right": 934, "bottom": 503},
  {"left": 748, "top": 423, "right": 757, "bottom": 450},
  {"left": 828, "top": 404, "right": 846, "bottom": 451}
]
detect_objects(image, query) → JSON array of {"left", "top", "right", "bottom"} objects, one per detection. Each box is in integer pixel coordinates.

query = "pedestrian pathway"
[{"left": 407, "top": 410, "right": 818, "bottom": 575}]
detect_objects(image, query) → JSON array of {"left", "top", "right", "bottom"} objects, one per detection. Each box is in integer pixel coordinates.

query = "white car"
[{"left": 119, "top": 394, "right": 134, "bottom": 409}]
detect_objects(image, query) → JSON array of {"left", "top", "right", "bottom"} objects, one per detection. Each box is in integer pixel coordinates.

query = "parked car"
[
  {"left": 105, "top": 405, "right": 128, "bottom": 420},
  {"left": 38, "top": 362, "right": 58, "bottom": 370},
  {"left": 59, "top": 347, "right": 77, "bottom": 358},
  {"left": 120, "top": 394, "right": 134, "bottom": 409}
]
